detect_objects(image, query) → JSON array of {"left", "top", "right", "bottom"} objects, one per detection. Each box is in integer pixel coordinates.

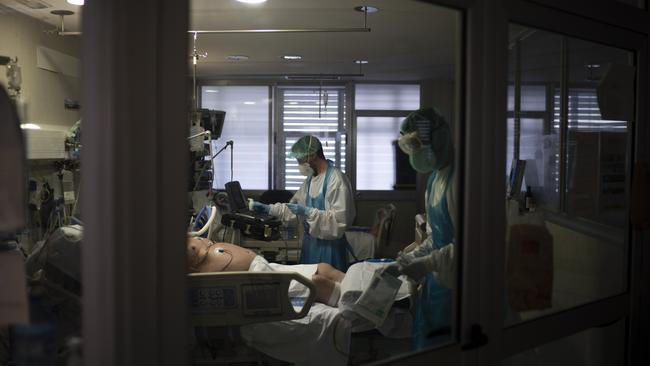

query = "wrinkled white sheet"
[{"left": 240, "top": 261, "right": 412, "bottom": 366}]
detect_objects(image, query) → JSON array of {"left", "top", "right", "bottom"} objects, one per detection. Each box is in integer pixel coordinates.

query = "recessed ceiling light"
[
  {"left": 354, "top": 60, "right": 369, "bottom": 64},
  {"left": 66, "top": 0, "right": 84, "bottom": 5},
  {"left": 281, "top": 55, "right": 302, "bottom": 61},
  {"left": 205, "top": 89, "right": 219, "bottom": 93},
  {"left": 226, "top": 55, "right": 249, "bottom": 61},
  {"left": 237, "top": 0, "right": 267, "bottom": 4},
  {"left": 243, "top": 101, "right": 256, "bottom": 105},
  {"left": 354, "top": 5, "right": 379, "bottom": 13}
]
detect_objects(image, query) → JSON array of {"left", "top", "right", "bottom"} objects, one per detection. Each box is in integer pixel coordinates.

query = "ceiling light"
[
  {"left": 205, "top": 89, "right": 219, "bottom": 93},
  {"left": 285, "top": 75, "right": 341, "bottom": 81},
  {"left": 354, "top": 5, "right": 379, "bottom": 13},
  {"left": 20, "top": 123, "right": 41, "bottom": 130},
  {"left": 281, "top": 55, "right": 302, "bottom": 61},
  {"left": 354, "top": 60, "right": 369, "bottom": 64},
  {"left": 243, "top": 101, "right": 256, "bottom": 105},
  {"left": 226, "top": 55, "right": 249, "bottom": 61},
  {"left": 66, "top": 0, "right": 84, "bottom": 5},
  {"left": 236, "top": 0, "right": 267, "bottom": 4}
]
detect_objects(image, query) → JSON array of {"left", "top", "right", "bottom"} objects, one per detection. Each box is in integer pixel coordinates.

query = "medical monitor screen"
[
  {"left": 225, "top": 181, "right": 248, "bottom": 212},
  {"left": 200, "top": 109, "right": 225, "bottom": 140}
]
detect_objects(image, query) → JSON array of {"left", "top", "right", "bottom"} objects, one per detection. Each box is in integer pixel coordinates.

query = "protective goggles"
[{"left": 398, "top": 131, "right": 423, "bottom": 155}]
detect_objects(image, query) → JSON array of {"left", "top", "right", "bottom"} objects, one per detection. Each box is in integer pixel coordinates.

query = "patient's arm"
[{"left": 187, "top": 237, "right": 257, "bottom": 273}]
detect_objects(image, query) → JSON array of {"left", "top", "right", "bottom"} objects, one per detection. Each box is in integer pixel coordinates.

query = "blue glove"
[
  {"left": 252, "top": 201, "right": 270, "bottom": 214},
  {"left": 287, "top": 203, "right": 312, "bottom": 217}
]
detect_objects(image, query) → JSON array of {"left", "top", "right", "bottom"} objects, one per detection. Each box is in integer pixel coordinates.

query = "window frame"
[
  {"left": 497, "top": 1, "right": 648, "bottom": 363},
  {"left": 351, "top": 81, "right": 422, "bottom": 196},
  {"left": 197, "top": 80, "right": 426, "bottom": 195},
  {"left": 272, "top": 83, "right": 350, "bottom": 190}
]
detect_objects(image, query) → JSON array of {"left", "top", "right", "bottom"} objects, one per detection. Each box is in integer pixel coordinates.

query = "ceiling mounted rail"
[
  {"left": 189, "top": 27, "right": 370, "bottom": 34},
  {"left": 54, "top": 28, "right": 371, "bottom": 36},
  {"left": 201, "top": 73, "right": 364, "bottom": 80}
]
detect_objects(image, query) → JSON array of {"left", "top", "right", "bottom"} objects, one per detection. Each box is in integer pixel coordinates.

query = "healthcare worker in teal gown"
[
  {"left": 251, "top": 135, "right": 356, "bottom": 272},
  {"left": 396, "top": 107, "right": 457, "bottom": 350}
]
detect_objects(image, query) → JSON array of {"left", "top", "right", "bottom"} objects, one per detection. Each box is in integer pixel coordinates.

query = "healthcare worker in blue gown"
[
  {"left": 395, "top": 107, "right": 457, "bottom": 350},
  {"left": 251, "top": 135, "right": 356, "bottom": 272}
]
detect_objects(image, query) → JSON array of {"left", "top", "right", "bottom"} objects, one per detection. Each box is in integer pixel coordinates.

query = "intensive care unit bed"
[{"left": 189, "top": 260, "right": 414, "bottom": 366}]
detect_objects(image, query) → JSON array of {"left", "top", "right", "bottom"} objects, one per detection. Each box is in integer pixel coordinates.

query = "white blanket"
[{"left": 240, "top": 261, "right": 412, "bottom": 366}]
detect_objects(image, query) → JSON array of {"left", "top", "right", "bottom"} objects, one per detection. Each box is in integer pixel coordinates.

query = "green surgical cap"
[
  {"left": 288, "top": 135, "right": 322, "bottom": 159},
  {"left": 399, "top": 107, "right": 447, "bottom": 145}
]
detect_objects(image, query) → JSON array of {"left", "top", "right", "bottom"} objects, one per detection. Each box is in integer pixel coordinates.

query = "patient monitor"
[{"left": 188, "top": 271, "right": 316, "bottom": 326}]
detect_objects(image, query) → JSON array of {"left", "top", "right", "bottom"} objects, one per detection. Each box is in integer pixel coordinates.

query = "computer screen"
[
  {"left": 224, "top": 181, "right": 248, "bottom": 212},
  {"left": 200, "top": 109, "right": 226, "bottom": 140}
]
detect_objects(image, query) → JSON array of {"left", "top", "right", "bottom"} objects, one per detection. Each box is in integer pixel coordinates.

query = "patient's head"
[{"left": 187, "top": 236, "right": 210, "bottom": 272}]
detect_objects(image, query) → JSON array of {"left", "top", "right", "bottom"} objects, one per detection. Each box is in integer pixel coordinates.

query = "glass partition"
[
  {"left": 1, "top": 4, "right": 83, "bottom": 365},
  {"left": 502, "top": 320, "right": 626, "bottom": 366},
  {"left": 505, "top": 25, "right": 634, "bottom": 326}
]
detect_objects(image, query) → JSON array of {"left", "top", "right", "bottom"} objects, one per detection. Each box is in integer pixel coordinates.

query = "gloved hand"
[
  {"left": 396, "top": 252, "right": 436, "bottom": 282},
  {"left": 251, "top": 201, "right": 270, "bottom": 214},
  {"left": 287, "top": 203, "right": 312, "bottom": 217}
]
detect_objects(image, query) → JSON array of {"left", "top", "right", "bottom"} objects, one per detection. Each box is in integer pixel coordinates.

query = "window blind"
[
  {"left": 279, "top": 87, "right": 347, "bottom": 190},
  {"left": 201, "top": 86, "right": 270, "bottom": 189}
]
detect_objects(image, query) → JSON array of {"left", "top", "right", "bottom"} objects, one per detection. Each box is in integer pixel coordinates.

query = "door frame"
[
  {"left": 80, "top": 0, "right": 649, "bottom": 365},
  {"left": 486, "top": 0, "right": 650, "bottom": 365},
  {"left": 81, "top": 0, "right": 189, "bottom": 365}
]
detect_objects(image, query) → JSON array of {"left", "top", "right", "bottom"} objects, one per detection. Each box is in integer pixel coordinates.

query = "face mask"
[
  {"left": 298, "top": 162, "right": 314, "bottom": 176},
  {"left": 408, "top": 124, "right": 451, "bottom": 173},
  {"left": 409, "top": 147, "right": 438, "bottom": 173}
]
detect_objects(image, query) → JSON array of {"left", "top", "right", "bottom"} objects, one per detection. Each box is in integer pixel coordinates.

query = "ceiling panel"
[
  {"left": 3, "top": 0, "right": 461, "bottom": 82},
  {"left": 191, "top": 0, "right": 460, "bottom": 81}
]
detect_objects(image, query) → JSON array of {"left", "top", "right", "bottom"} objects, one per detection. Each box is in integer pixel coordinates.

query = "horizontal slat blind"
[
  {"left": 554, "top": 88, "right": 627, "bottom": 130},
  {"left": 280, "top": 87, "right": 346, "bottom": 190}
]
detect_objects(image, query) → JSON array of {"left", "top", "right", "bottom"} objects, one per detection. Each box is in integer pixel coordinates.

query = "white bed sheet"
[{"left": 240, "top": 261, "right": 413, "bottom": 366}]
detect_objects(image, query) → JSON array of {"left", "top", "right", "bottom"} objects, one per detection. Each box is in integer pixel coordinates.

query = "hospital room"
[{"left": 0, "top": 0, "right": 648, "bottom": 365}]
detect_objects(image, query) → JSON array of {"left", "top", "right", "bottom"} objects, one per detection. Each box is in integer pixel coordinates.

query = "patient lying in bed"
[
  {"left": 187, "top": 237, "right": 412, "bottom": 366},
  {"left": 187, "top": 237, "right": 345, "bottom": 306}
]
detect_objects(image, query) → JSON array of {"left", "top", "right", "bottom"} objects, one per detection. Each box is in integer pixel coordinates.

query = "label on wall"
[{"left": 36, "top": 46, "right": 80, "bottom": 78}]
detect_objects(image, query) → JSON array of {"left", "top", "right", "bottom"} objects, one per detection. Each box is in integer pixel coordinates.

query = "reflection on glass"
[
  {"left": 566, "top": 38, "right": 631, "bottom": 228},
  {"left": 502, "top": 320, "right": 625, "bottom": 366},
  {"left": 505, "top": 25, "right": 633, "bottom": 326},
  {"left": 1, "top": 5, "right": 83, "bottom": 366}
]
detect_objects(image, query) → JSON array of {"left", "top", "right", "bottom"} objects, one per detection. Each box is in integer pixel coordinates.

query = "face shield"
[
  {"left": 398, "top": 131, "right": 423, "bottom": 155},
  {"left": 398, "top": 108, "right": 451, "bottom": 173}
]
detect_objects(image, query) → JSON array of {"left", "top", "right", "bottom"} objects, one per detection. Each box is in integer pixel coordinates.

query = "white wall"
[{"left": 0, "top": 11, "right": 80, "bottom": 127}]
